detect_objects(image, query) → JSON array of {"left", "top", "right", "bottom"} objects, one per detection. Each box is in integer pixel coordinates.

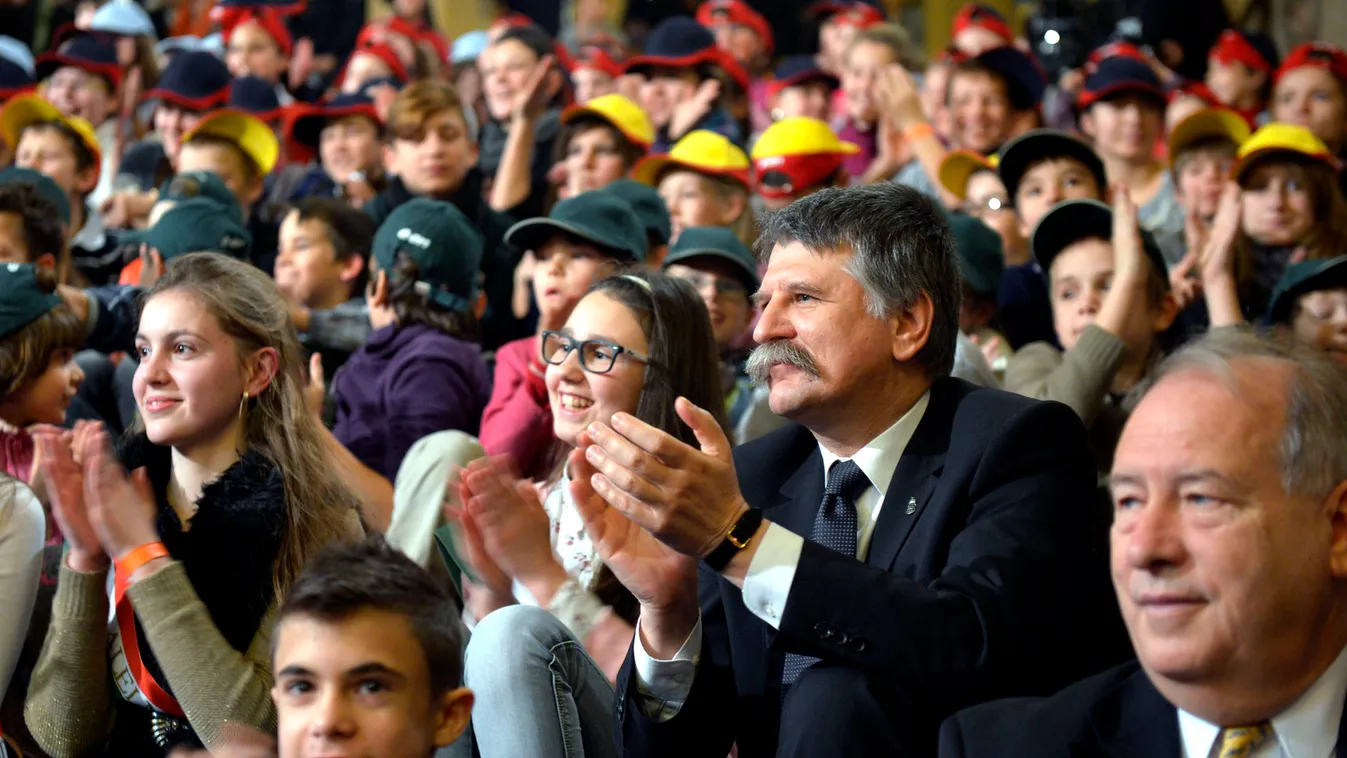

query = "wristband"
[
  {"left": 115, "top": 541, "right": 170, "bottom": 577},
  {"left": 902, "top": 122, "right": 935, "bottom": 141}
]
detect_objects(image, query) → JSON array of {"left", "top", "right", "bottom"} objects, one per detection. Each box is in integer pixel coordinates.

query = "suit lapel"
[
  {"left": 866, "top": 382, "right": 952, "bottom": 571},
  {"left": 1089, "top": 669, "right": 1182, "bottom": 758},
  {"left": 768, "top": 446, "right": 825, "bottom": 540}
]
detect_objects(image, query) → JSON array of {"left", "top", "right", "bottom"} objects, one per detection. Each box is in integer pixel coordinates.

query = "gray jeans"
[{"left": 464, "top": 605, "right": 618, "bottom": 758}]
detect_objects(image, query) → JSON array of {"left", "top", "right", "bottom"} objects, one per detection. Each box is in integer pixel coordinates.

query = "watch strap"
[{"left": 703, "top": 508, "right": 764, "bottom": 573}]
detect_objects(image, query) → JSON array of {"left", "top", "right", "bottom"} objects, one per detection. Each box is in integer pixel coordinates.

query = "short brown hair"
[
  {"left": 0, "top": 266, "right": 83, "bottom": 398},
  {"left": 387, "top": 80, "right": 472, "bottom": 144},
  {"left": 382, "top": 251, "right": 480, "bottom": 342},
  {"left": 21, "top": 122, "right": 98, "bottom": 178},
  {"left": 845, "top": 24, "right": 925, "bottom": 72},
  {"left": 1171, "top": 135, "right": 1238, "bottom": 180}
]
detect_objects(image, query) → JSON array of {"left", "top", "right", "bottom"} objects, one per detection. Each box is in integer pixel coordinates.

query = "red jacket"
[{"left": 480, "top": 336, "right": 556, "bottom": 480}]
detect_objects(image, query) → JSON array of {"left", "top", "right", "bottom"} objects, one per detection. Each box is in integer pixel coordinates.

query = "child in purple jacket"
[{"left": 332, "top": 198, "right": 493, "bottom": 481}]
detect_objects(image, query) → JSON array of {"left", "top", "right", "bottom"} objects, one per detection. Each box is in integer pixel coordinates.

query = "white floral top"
[{"left": 512, "top": 472, "right": 610, "bottom": 642}]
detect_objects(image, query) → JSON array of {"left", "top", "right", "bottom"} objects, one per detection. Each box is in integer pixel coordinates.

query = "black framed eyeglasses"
[{"left": 540, "top": 330, "right": 650, "bottom": 375}]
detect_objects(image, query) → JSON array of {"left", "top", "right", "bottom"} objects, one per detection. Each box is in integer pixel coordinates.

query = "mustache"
[{"left": 745, "top": 341, "right": 821, "bottom": 387}]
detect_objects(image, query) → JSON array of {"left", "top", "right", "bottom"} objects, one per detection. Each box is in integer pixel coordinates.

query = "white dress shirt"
[
  {"left": 632, "top": 392, "right": 931, "bottom": 718},
  {"left": 1179, "top": 643, "right": 1347, "bottom": 758}
]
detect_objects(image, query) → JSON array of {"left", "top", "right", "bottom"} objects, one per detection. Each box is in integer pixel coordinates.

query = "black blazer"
[
  {"left": 613, "top": 378, "right": 1131, "bottom": 758},
  {"left": 940, "top": 659, "right": 1347, "bottom": 757}
]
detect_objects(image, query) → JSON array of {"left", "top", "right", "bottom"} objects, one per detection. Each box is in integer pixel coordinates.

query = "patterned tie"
[
  {"left": 1217, "top": 723, "right": 1272, "bottom": 758},
  {"left": 780, "top": 459, "right": 870, "bottom": 687}
]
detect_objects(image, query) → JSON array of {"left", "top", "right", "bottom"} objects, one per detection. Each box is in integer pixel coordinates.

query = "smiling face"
[
  {"left": 1109, "top": 364, "right": 1345, "bottom": 717},
  {"left": 321, "top": 114, "right": 383, "bottom": 183},
  {"left": 273, "top": 609, "right": 470, "bottom": 758},
  {"left": 564, "top": 124, "right": 628, "bottom": 196},
  {"left": 1290, "top": 288, "right": 1347, "bottom": 362},
  {"left": 276, "top": 212, "right": 361, "bottom": 311},
  {"left": 43, "top": 66, "right": 114, "bottom": 125},
  {"left": 0, "top": 347, "right": 83, "bottom": 427},
  {"left": 133, "top": 290, "right": 252, "bottom": 453},
  {"left": 479, "top": 37, "right": 539, "bottom": 122},
  {"left": 544, "top": 291, "right": 649, "bottom": 447},
  {"left": 841, "top": 40, "right": 895, "bottom": 124},
  {"left": 1240, "top": 161, "right": 1315, "bottom": 247},
  {"left": 948, "top": 70, "right": 1012, "bottom": 154},
  {"left": 531, "top": 234, "right": 616, "bottom": 329}
]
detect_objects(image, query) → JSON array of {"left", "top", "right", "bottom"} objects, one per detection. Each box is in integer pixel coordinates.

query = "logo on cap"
[{"left": 397, "top": 227, "right": 432, "bottom": 249}]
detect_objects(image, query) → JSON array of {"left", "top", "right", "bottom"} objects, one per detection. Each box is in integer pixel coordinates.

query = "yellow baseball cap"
[
  {"left": 938, "top": 150, "right": 999, "bottom": 200},
  {"left": 1232, "top": 122, "right": 1337, "bottom": 182},
  {"left": 1167, "top": 107, "right": 1251, "bottom": 165},
  {"left": 183, "top": 109, "right": 280, "bottom": 176},
  {"left": 750, "top": 117, "right": 859, "bottom": 160},
  {"left": 631, "top": 130, "right": 751, "bottom": 189},
  {"left": 561, "top": 94, "right": 655, "bottom": 150},
  {"left": 0, "top": 94, "right": 102, "bottom": 182}
]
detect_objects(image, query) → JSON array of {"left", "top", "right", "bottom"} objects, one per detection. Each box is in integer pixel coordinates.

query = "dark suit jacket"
[
  {"left": 613, "top": 378, "right": 1131, "bottom": 758},
  {"left": 941, "top": 659, "right": 1347, "bottom": 757}
]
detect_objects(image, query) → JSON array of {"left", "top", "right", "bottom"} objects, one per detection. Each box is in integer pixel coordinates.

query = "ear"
[
  {"left": 430, "top": 687, "right": 475, "bottom": 747},
  {"left": 338, "top": 253, "right": 365, "bottom": 284},
  {"left": 35, "top": 252, "right": 57, "bottom": 272},
  {"left": 1149, "top": 290, "right": 1180, "bottom": 333},
  {"left": 544, "top": 68, "right": 565, "bottom": 99},
  {"left": 891, "top": 290, "right": 935, "bottom": 363},
  {"left": 719, "top": 191, "right": 747, "bottom": 226},
  {"left": 1326, "top": 480, "right": 1347, "bottom": 579},
  {"left": 371, "top": 269, "right": 390, "bottom": 308},
  {"left": 1079, "top": 110, "right": 1097, "bottom": 141},
  {"left": 471, "top": 290, "right": 487, "bottom": 319},
  {"left": 244, "top": 346, "right": 280, "bottom": 397}
]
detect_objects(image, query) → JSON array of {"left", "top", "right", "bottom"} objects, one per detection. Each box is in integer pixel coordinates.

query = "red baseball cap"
[
  {"left": 1168, "top": 80, "right": 1222, "bottom": 107},
  {"left": 1276, "top": 42, "right": 1347, "bottom": 84},
  {"left": 1085, "top": 42, "right": 1148, "bottom": 74},
  {"left": 696, "top": 0, "right": 775, "bottom": 58},
  {"left": 215, "top": 6, "right": 294, "bottom": 57},
  {"left": 569, "top": 46, "right": 624, "bottom": 79},
  {"left": 828, "top": 5, "right": 885, "bottom": 30},
  {"left": 1210, "top": 30, "right": 1276, "bottom": 73},
  {"left": 952, "top": 3, "right": 1014, "bottom": 45}
]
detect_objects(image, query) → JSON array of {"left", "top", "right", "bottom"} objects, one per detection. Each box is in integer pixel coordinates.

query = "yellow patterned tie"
[{"left": 1216, "top": 723, "right": 1272, "bottom": 758}]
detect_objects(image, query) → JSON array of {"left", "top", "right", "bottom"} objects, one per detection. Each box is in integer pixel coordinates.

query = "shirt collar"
[
  {"left": 817, "top": 390, "right": 930, "bottom": 497},
  {"left": 1178, "top": 643, "right": 1347, "bottom": 758}
]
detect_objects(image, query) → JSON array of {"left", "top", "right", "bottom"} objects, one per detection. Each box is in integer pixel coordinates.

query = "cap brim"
[
  {"left": 1234, "top": 145, "right": 1339, "bottom": 183},
  {"left": 1267, "top": 257, "right": 1347, "bottom": 323},
  {"left": 976, "top": 47, "right": 1046, "bottom": 110},
  {"left": 1167, "top": 109, "right": 1251, "bottom": 162},
  {"left": 186, "top": 109, "right": 279, "bottom": 175},
  {"left": 661, "top": 247, "right": 759, "bottom": 289},
  {"left": 0, "top": 95, "right": 61, "bottom": 148},
  {"left": 289, "top": 104, "right": 378, "bottom": 148},
  {"left": 504, "top": 217, "right": 636, "bottom": 260},
  {"left": 774, "top": 70, "right": 839, "bottom": 94},
  {"left": 998, "top": 130, "right": 1106, "bottom": 202},
  {"left": 939, "top": 151, "right": 994, "bottom": 199},
  {"left": 1079, "top": 81, "right": 1166, "bottom": 110},
  {"left": 631, "top": 154, "right": 750, "bottom": 189},
  {"left": 624, "top": 51, "right": 716, "bottom": 75},
  {"left": 560, "top": 104, "right": 653, "bottom": 149},
  {"left": 144, "top": 87, "right": 231, "bottom": 111}
]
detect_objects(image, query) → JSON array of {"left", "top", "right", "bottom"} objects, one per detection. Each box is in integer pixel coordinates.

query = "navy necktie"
[{"left": 780, "top": 459, "right": 870, "bottom": 687}]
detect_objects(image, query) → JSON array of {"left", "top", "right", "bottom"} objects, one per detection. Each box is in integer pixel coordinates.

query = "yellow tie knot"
[{"left": 1217, "top": 722, "right": 1273, "bottom": 758}]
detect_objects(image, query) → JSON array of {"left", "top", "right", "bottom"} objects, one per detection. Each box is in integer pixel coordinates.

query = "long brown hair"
[
  {"left": 1235, "top": 157, "right": 1347, "bottom": 285},
  {"left": 139, "top": 253, "right": 361, "bottom": 595}
]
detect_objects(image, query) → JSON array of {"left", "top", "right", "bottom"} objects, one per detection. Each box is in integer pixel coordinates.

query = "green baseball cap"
[
  {"left": 1030, "top": 199, "right": 1168, "bottom": 288},
  {"left": 157, "top": 170, "right": 244, "bottom": 224},
  {"left": 0, "top": 262, "right": 62, "bottom": 339},
  {"left": 0, "top": 167, "right": 71, "bottom": 227},
  {"left": 372, "top": 198, "right": 485, "bottom": 313},
  {"left": 661, "top": 226, "right": 759, "bottom": 291},
  {"left": 505, "top": 190, "right": 647, "bottom": 262},
  {"left": 603, "top": 179, "right": 672, "bottom": 245},
  {"left": 1265, "top": 256, "right": 1347, "bottom": 325},
  {"left": 948, "top": 212, "right": 1004, "bottom": 296},
  {"left": 125, "top": 197, "right": 252, "bottom": 261}
]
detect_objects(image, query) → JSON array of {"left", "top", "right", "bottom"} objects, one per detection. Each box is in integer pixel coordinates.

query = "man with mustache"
[
  {"left": 565, "top": 182, "right": 1128, "bottom": 757},
  {"left": 940, "top": 329, "right": 1347, "bottom": 757}
]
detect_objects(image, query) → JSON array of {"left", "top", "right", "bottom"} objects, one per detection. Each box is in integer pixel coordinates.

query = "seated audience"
[
  {"left": 35, "top": 32, "right": 121, "bottom": 208},
  {"left": 331, "top": 199, "right": 491, "bottom": 483},
  {"left": 600, "top": 179, "right": 673, "bottom": 266},
  {"left": 632, "top": 129, "right": 755, "bottom": 246},
  {"left": 574, "top": 183, "right": 1126, "bottom": 757},
  {"left": 1161, "top": 107, "right": 1250, "bottom": 270},
  {"left": 554, "top": 93, "right": 653, "bottom": 200},
  {"left": 116, "top": 51, "right": 232, "bottom": 194},
  {"left": 942, "top": 329, "right": 1347, "bottom": 758},
  {"left": 1205, "top": 30, "right": 1279, "bottom": 126},
  {"left": 1264, "top": 256, "right": 1347, "bottom": 362},
  {"left": 455, "top": 271, "right": 727, "bottom": 756},
  {"left": 624, "top": 17, "right": 746, "bottom": 153},
  {"left": 286, "top": 91, "right": 388, "bottom": 207},
  {"left": 567, "top": 45, "right": 623, "bottom": 105},
  {"left": 24, "top": 253, "right": 362, "bottom": 756},
  {"left": 1271, "top": 42, "right": 1347, "bottom": 163},
  {"left": 1005, "top": 196, "right": 1178, "bottom": 476},
  {"left": 767, "top": 56, "right": 839, "bottom": 124},
  {"left": 751, "top": 116, "right": 856, "bottom": 211}
]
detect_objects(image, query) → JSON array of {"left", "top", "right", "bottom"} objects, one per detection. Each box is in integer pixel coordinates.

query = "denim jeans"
[{"left": 464, "top": 605, "right": 618, "bottom": 758}]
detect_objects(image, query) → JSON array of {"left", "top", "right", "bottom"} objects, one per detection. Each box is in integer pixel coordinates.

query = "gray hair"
[
  {"left": 756, "top": 183, "right": 963, "bottom": 378},
  {"left": 1144, "top": 327, "right": 1347, "bottom": 498}
]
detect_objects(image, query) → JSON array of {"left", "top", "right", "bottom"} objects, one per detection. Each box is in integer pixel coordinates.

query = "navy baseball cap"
[
  {"left": 289, "top": 91, "right": 381, "bottom": 149},
  {"left": 144, "top": 51, "right": 232, "bottom": 110},
  {"left": 36, "top": 32, "right": 122, "bottom": 90},
  {"left": 0, "top": 59, "right": 33, "bottom": 101},
  {"left": 1079, "top": 55, "right": 1164, "bottom": 109},
  {"left": 625, "top": 17, "right": 717, "bottom": 74},
  {"left": 1031, "top": 199, "right": 1168, "bottom": 286},
  {"left": 997, "top": 129, "right": 1106, "bottom": 202},
  {"left": 229, "top": 76, "right": 285, "bottom": 122},
  {"left": 771, "top": 55, "right": 839, "bottom": 94},
  {"left": 974, "top": 45, "right": 1046, "bottom": 110}
]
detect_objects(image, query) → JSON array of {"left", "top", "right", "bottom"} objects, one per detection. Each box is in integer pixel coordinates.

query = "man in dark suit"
[
  {"left": 940, "top": 330, "right": 1347, "bottom": 757},
  {"left": 564, "top": 183, "right": 1128, "bottom": 757}
]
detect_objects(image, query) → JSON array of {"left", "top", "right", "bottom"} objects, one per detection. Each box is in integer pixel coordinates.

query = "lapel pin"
[{"left": 905, "top": 497, "right": 917, "bottom": 515}]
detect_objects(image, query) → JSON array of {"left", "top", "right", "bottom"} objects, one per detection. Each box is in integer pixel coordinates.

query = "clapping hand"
[
  {"left": 458, "top": 458, "right": 564, "bottom": 594},
  {"left": 80, "top": 423, "right": 160, "bottom": 563},
  {"left": 1110, "top": 185, "right": 1150, "bottom": 287},
  {"left": 669, "top": 79, "right": 721, "bottom": 141}
]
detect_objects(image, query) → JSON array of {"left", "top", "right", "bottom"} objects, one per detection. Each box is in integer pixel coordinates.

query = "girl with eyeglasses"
[{"left": 448, "top": 271, "right": 727, "bottom": 758}]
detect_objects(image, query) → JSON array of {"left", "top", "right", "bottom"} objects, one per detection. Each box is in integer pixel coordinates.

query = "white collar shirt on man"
[
  {"left": 1179, "top": 642, "right": 1347, "bottom": 758},
  {"left": 815, "top": 390, "right": 930, "bottom": 560}
]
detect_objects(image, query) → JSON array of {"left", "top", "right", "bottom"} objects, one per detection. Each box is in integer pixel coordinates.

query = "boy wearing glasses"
[
  {"left": 662, "top": 225, "right": 787, "bottom": 443},
  {"left": 481, "top": 190, "right": 648, "bottom": 480}
]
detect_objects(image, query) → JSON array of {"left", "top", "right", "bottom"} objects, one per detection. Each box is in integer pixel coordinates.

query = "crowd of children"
[{"left": 0, "top": 1, "right": 1342, "bottom": 757}]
